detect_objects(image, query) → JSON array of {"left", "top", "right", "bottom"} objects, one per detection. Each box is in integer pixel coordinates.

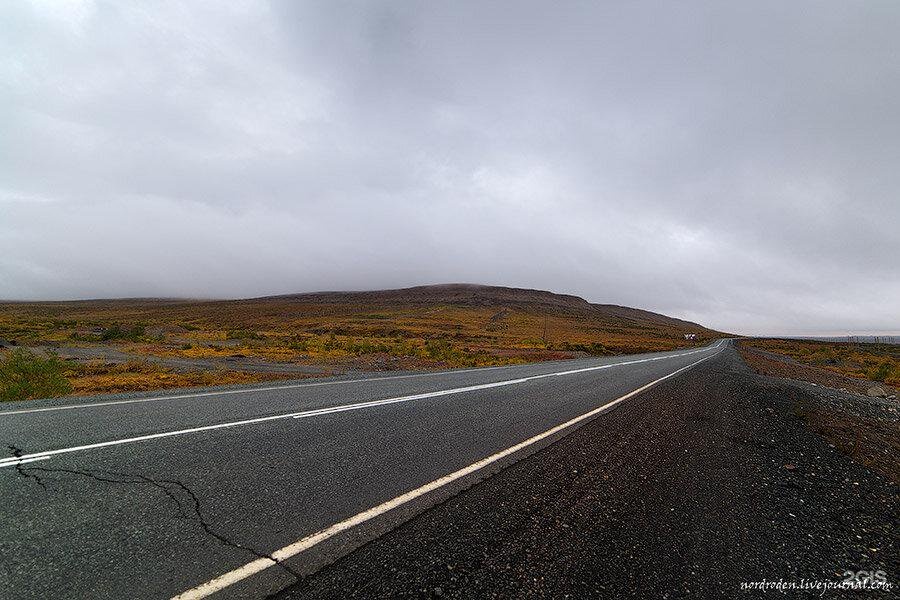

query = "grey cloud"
[{"left": 1, "top": 0, "right": 898, "bottom": 335}]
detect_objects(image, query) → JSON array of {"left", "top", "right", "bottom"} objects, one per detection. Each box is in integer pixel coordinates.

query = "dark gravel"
[{"left": 275, "top": 346, "right": 898, "bottom": 599}]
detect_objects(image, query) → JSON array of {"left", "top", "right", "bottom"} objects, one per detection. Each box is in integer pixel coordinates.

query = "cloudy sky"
[{"left": 1, "top": 1, "right": 898, "bottom": 335}]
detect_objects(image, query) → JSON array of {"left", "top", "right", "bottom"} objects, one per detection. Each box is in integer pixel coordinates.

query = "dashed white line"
[
  {"left": 0, "top": 347, "right": 714, "bottom": 417},
  {"left": 0, "top": 344, "right": 719, "bottom": 468},
  {"left": 0, "top": 363, "right": 522, "bottom": 416}
]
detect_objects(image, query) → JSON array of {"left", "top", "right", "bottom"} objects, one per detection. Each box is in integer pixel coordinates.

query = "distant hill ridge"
[{"left": 259, "top": 284, "right": 710, "bottom": 333}]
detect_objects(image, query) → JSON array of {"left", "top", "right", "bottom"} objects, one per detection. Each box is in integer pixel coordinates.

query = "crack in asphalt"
[
  {"left": 8, "top": 446, "right": 47, "bottom": 489},
  {"left": 8, "top": 454, "right": 303, "bottom": 584}
]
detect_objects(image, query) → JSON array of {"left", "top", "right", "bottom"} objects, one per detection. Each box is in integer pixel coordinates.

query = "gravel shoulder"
[
  {"left": 274, "top": 345, "right": 898, "bottom": 599},
  {"left": 739, "top": 342, "right": 899, "bottom": 483}
]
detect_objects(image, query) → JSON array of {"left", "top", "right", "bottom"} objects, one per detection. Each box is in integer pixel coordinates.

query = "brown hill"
[{"left": 260, "top": 284, "right": 711, "bottom": 333}]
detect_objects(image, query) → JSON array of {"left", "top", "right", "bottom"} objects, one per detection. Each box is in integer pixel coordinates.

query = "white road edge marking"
[
  {"left": 0, "top": 343, "right": 720, "bottom": 469},
  {"left": 171, "top": 349, "right": 721, "bottom": 600}
]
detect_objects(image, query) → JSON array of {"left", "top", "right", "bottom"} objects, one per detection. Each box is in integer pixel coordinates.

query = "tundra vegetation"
[
  {"left": 0, "top": 349, "right": 72, "bottom": 402},
  {"left": 0, "top": 288, "right": 717, "bottom": 399},
  {"left": 741, "top": 338, "right": 899, "bottom": 388}
]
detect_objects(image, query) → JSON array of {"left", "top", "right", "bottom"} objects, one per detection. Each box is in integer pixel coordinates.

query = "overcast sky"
[{"left": 1, "top": 1, "right": 898, "bottom": 335}]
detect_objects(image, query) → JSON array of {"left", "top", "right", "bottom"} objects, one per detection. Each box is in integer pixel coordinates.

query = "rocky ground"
[
  {"left": 739, "top": 343, "right": 898, "bottom": 483},
  {"left": 274, "top": 345, "right": 898, "bottom": 598}
]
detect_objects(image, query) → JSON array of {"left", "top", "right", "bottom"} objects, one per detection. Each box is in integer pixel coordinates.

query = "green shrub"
[
  {"left": 868, "top": 361, "right": 894, "bottom": 382},
  {"left": 287, "top": 337, "right": 311, "bottom": 351},
  {"left": 0, "top": 349, "right": 73, "bottom": 402},
  {"left": 101, "top": 324, "right": 146, "bottom": 341},
  {"left": 226, "top": 329, "right": 264, "bottom": 341}
]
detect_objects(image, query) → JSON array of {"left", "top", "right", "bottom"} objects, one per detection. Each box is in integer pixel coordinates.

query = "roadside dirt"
[
  {"left": 738, "top": 343, "right": 892, "bottom": 395},
  {"left": 739, "top": 342, "right": 899, "bottom": 483}
]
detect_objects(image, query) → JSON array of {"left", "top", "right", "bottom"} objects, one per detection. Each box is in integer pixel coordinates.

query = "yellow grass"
[
  {"left": 743, "top": 338, "right": 899, "bottom": 387},
  {"left": 65, "top": 360, "right": 301, "bottom": 396},
  {"left": 0, "top": 297, "right": 716, "bottom": 397}
]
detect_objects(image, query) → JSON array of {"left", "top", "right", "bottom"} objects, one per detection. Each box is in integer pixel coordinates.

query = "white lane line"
[
  {"left": 171, "top": 350, "right": 720, "bottom": 600},
  {"left": 0, "top": 364, "right": 522, "bottom": 416},
  {"left": 0, "top": 343, "right": 721, "bottom": 416},
  {"left": 0, "top": 344, "right": 719, "bottom": 468},
  {"left": 5, "top": 456, "right": 50, "bottom": 466}
]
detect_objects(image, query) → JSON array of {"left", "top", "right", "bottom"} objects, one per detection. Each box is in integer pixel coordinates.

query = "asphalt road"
[{"left": 0, "top": 341, "right": 722, "bottom": 599}]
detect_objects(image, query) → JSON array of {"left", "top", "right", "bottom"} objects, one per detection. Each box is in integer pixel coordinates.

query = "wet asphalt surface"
[
  {"left": 0, "top": 344, "right": 720, "bottom": 599},
  {"left": 276, "top": 346, "right": 898, "bottom": 599}
]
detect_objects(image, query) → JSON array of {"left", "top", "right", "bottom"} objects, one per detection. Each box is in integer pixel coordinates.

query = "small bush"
[
  {"left": 226, "top": 329, "right": 263, "bottom": 341},
  {"left": 868, "top": 361, "right": 894, "bottom": 382},
  {"left": 101, "top": 324, "right": 145, "bottom": 341},
  {"left": 0, "top": 349, "right": 73, "bottom": 402},
  {"left": 287, "top": 337, "right": 310, "bottom": 351}
]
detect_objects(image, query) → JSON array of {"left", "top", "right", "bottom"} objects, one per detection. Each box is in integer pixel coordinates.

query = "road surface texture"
[{"left": 1, "top": 340, "right": 895, "bottom": 598}]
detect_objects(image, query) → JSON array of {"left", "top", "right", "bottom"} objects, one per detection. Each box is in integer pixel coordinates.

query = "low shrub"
[
  {"left": 101, "top": 324, "right": 146, "bottom": 341},
  {"left": 226, "top": 329, "right": 264, "bottom": 341},
  {"left": 868, "top": 361, "right": 894, "bottom": 382},
  {"left": 0, "top": 349, "right": 73, "bottom": 402}
]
